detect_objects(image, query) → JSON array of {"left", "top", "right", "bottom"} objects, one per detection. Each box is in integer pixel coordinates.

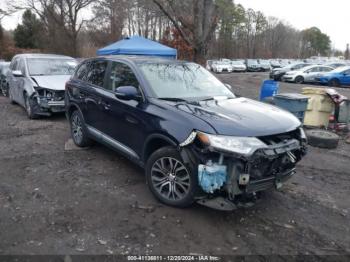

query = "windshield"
[
  {"left": 139, "top": 63, "right": 235, "bottom": 100},
  {"left": 231, "top": 61, "right": 244, "bottom": 65},
  {"left": 27, "top": 58, "right": 78, "bottom": 76},
  {"left": 216, "top": 61, "right": 230, "bottom": 65}
]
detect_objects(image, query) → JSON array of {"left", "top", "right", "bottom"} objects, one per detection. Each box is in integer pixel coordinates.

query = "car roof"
[
  {"left": 333, "top": 65, "right": 350, "bottom": 71},
  {"left": 13, "top": 53, "right": 75, "bottom": 60},
  {"left": 94, "top": 55, "right": 190, "bottom": 65},
  {"left": 301, "top": 65, "right": 329, "bottom": 70}
]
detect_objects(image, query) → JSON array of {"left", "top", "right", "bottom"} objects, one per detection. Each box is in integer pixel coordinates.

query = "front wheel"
[
  {"left": 70, "top": 110, "right": 92, "bottom": 147},
  {"left": 295, "top": 76, "right": 304, "bottom": 84},
  {"left": 9, "top": 86, "right": 15, "bottom": 104},
  {"left": 24, "top": 93, "right": 38, "bottom": 119},
  {"left": 146, "top": 147, "right": 198, "bottom": 208}
]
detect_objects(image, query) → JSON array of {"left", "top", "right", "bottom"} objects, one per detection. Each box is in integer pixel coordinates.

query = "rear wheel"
[
  {"left": 70, "top": 110, "right": 92, "bottom": 147},
  {"left": 329, "top": 78, "right": 340, "bottom": 87},
  {"left": 295, "top": 76, "right": 304, "bottom": 84},
  {"left": 146, "top": 147, "right": 198, "bottom": 208}
]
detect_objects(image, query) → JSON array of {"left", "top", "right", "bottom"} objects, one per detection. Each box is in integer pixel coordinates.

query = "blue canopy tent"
[{"left": 96, "top": 36, "right": 177, "bottom": 59}]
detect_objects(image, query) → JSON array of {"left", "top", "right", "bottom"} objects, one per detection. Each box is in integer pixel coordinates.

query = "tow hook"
[{"left": 239, "top": 174, "right": 250, "bottom": 185}]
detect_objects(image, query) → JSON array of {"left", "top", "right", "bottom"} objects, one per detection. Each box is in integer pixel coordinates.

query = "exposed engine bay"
[
  {"left": 30, "top": 88, "right": 66, "bottom": 115},
  {"left": 180, "top": 128, "right": 307, "bottom": 211}
]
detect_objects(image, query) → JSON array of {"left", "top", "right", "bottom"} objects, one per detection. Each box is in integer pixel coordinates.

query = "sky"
[
  {"left": 235, "top": 0, "right": 349, "bottom": 50},
  {"left": 1, "top": 0, "right": 349, "bottom": 51}
]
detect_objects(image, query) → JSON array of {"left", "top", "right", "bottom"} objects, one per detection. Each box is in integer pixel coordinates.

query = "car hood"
[
  {"left": 173, "top": 98, "right": 301, "bottom": 137},
  {"left": 273, "top": 67, "right": 290, "bottom": 73},
  {"left": 31, "top": 75, "right": 71, "bottom": 91}
]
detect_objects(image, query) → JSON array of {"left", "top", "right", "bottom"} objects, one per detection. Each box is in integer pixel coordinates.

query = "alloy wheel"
[
  {"left": 71, "top": 113, "right": 83, "bottom": 144},
  {"left": 25, "top": 96, "right": 32, "bottom": 116},
  {"left": 151, "top": 157, "right": 191, "bottom": 201}
]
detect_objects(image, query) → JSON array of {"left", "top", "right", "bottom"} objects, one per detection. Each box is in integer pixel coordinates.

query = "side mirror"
[
  {"left": 12, "top": 70, "right": 23, "bottom": 77},
  {"left": 115, "top": 86, "right": 141, "bottom": 101}
]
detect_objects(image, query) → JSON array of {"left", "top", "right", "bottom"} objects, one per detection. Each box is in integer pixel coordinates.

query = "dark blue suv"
[{"left": 65, "top": 56, "right": 307, "bottom": 210}]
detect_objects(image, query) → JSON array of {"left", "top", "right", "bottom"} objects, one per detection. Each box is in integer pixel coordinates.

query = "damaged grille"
[
  {"left": 258, "top": 129, "right": 300, "bottom": 145},
  {"left": 37, "top": 89, "right": 65, "bottom": 101},
  {"left": 248, "top": 129, "right": 302, "bottom": 180}
]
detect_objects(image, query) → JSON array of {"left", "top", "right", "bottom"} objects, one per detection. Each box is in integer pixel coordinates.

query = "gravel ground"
[{"left": 0, "top": 72, "right": 349, "bottom": 258}]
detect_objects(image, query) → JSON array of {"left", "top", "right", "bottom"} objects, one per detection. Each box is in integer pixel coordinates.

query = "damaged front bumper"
[
  {"left": 30, "top": 89, "right": 66, "bottom": 115},
  {"left": 180, "top": 129, "right": 307, "bottom": 211}
]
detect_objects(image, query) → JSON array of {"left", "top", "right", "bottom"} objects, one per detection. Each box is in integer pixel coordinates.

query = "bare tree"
[
  {"left": 153, "top": 0, "right": 219, "bottom": 63},
  {"left": 12, "top": 0, "right": 94, "bottom": 56},
  {"left": 92, "top": 0, "right": 128, "bottom": 43}
]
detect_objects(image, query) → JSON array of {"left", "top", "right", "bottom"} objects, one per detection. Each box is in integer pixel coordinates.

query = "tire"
[
  {"left": 329, "top": 78, "right": 340, "bottom": 87},
  {"left": 2, "top": 86, "right": 8, "bottom": 97},
  {"left": 263, "top": 96, "right": 275, "bottom": 105},
  {"left": 306, "top": 129, "right": 340, "bottom": 149},
  {"left": 9, "top": 86, "right": 15, "bottom": 104},
  {"left": 69, "top": 110, "right": 92, "bottom": 147},
  {"left": 146, "top": 146, "right": 198, "bottom": 208},
  {"left": 24, "top": 93, "right": 38, "bottom": 119},
  {"left": 295, "top": 76, "right": 304, "bottom": 84}
]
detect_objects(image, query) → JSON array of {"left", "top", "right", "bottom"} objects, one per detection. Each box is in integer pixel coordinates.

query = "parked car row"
[
  {"left": 269, "top": 62, "right": 350, "bottom": 87},
  {"left": 206, "top": 59, "right": 272, "bottom": 73},
  {"left": 0, "top": 52, "right": 308, "bottom": 210},
  {"left": 206, "top": 58, "right": 350, "bottom": 76}
]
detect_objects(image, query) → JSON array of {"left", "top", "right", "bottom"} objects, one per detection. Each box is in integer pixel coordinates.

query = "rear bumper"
[
  {"left": 247, "top": 67, "right": 260, "bottom": 72},
  {"left": 270, "top": 72, "right": 285, "bottom": 80}
]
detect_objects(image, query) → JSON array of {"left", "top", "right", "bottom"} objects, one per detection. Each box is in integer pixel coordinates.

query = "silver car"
[
  {"left": 7, "top": 54, "right": 77, "bottom": 118},
  {"left": 282, "top": 65, "right": 334, "bottom": 84},
  {"left": 230, "top": 60, "right": 247, "bottom": 72}
]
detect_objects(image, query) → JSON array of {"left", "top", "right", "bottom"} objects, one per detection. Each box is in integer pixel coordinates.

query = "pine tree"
[{"left": 13, "top": 10, "right": 43, "bottom": 49}]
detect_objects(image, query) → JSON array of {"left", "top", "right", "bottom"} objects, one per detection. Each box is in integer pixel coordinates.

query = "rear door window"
[
  {"left": 75, "top": 61, "right": 90, "bottom": 81},
  {"left": 106, "top": 62, "right": 140, "bottom": 92}
]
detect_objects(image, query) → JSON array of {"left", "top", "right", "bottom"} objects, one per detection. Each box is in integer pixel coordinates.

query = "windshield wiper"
[
  {"left": 158, "top": 97, "right": 189, "bottom": 102},
  {"left": 199, "top": 97, "right": 216, "bottom": 102},
  {"left": 199, "top": 96, "right": 233, "bottom": 102},
  {"left": 158, "top": 97, "right": 201, "bottom": 105}
]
